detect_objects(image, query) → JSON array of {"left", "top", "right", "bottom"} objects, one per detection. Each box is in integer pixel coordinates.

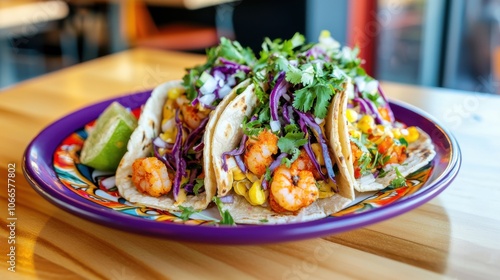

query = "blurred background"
[{"left": 0, "top": 0, "right": 499, "bottom": 94}]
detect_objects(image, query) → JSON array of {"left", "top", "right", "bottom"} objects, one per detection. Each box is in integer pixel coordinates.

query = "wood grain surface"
[{"left": 1, "top": 48, "right": 499, "bottom": 279}]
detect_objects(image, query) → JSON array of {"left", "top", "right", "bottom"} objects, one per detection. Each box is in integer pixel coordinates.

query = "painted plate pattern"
[{"left": 23, "top": 90, "right": 461, "bottom": 244}]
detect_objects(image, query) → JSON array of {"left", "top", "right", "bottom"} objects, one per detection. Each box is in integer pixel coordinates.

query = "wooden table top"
[{"left": 1, "top": 48, "right": 499, "bottom": 279}]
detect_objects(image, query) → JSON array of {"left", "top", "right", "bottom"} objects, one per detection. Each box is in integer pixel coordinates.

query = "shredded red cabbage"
[
  {"left": 217, "top": 57, "right": 252, "bottom": 73},
  {"left": 353, "top": 97, "right": 370, "bottom": 115},
  {"left": 364, "top": 98, "right": 384, "bottom": 124},
  {"left": 297, "top": 117, "right": 326, "bottom": 180},
  {"left": 234, "top": 155, "right": 247, "bottom": 173},
  {"left": 153, "top": 143, "right": 175, "bottom": 170},
  {"left": 269, "top": 72, "right": 288, "bottom": 125},
  {"left": 377, "top": 84, "right": 395, "bottom": 123},
  {"left": 296, "top": 110, "right": 336, "bottom": 182},
  {"left": 172, "top": 109, "right": 186, "bottom": 200},
  {"left": 221, "top": 134, "right": 249, "bottom": 171},
  {"left": 193, "top": 142, "right": 204, "bottom": 152},
  {"left": 183, "top": 117, "right": 209, "bottom": 156}
]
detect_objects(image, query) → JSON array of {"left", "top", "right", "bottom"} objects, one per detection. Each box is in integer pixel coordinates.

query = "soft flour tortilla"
[
  {"left": 326, "top": 82, "right": 356, "bottom": 201},
  {"left": 212, "top": 85, "right": 353, "bottom": 224},
  {"left": 115, "top": 80, "right": 248, "bottom": 211},
  {"left": 354, "top": 128, "right": 435, "bottom": 192},
  {"left": 327, "top": 82, "right": 436, "bottom": 192},
  {"left": 211, "top": 83, "right": 257, "bottom": 197}
]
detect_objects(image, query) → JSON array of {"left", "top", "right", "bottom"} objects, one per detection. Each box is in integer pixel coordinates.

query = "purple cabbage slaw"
[
  {"left": 150, "top": 55, "right": 253, "bottom": 200},
  {"left": 192, "top": 58, "right": 251, "bottom": 108},
  {"left": 353, "top": 83, "right": 395, "bottom": 124},
  {"left": 221, "top": 77, "right": 337, "bottom": 192}
]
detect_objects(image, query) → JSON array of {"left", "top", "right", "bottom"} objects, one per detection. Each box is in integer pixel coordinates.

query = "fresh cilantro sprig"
[
  {"left": 193, "top": 179, "right": 204, "bottom": 195},
  {"left": 278, "top": 124, "right": 308, "bottom": 167},
  {"left": 287, "top": 61, "right": 345, "bottom": 119},
  {"left": 212, "top": 197, "right": 235, "bottom": 225},
  {"left": 178, "top": 206, "right": 201, "bottom": 221},
  {"left": 390, "top": 167, "right": 407, "bottom": 188}
]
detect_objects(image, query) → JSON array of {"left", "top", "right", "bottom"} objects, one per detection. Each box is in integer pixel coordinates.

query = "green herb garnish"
[
  {"left": 390, "top": 167, "right": 407, "bottom": 188},
  {"left": 178, "top": 206, "right": 201, "bottom": 221},
  {"left": 213, "top": 197, "right": 235, "bottom": 225}
]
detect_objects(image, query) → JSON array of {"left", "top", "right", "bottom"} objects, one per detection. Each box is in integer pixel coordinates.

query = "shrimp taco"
[
  {"left": 211, "top": 33, "right": 355, "bottom": 224},
  {"left": 317, "top": 34, "right": 436, "bottom": 192},
  {"left": 328, "top": 76, "right": 436, "bottom": 192},
  {"left": 115, "top": 38, "right": 256, "bottom": 211}
]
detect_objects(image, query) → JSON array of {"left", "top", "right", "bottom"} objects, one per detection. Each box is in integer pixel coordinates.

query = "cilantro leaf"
[
  {"left": 285, "top": 64, "right": 303, "bottom": 85},
  {"left": 178, "top": 206, "right": 201, "bottom": 221},
  {"left": 390, "top": 167, "right": 407, "bottom": 188},
  {"left": 193, "top": 179, "right": 204, "bottom": 195},
  {"left": 300, "top": 63, "right": 315, "bottom": 86},
  {"left": 293, "top": 87, "right": 315, "bottom": 112},
  {"left": 277, "top": 131, "right": 307, "bottom": 154},
  {"left": 396, "top": 137, "right": 408, "bottom": 148},
  {"left": 312, "top": 84, "right": 334, "bottom": 119},
  {"left": 242, "top": 117, "right": 264, "bottom": 137},
  {"left": 212, "top": 197, "right": 235, "bottom": 225},
  {"left": 219, "top": 37, "right": 256, "bottom": 64},
  {"left": 281, "top": 147, "right": 301, "bottom": 168}
]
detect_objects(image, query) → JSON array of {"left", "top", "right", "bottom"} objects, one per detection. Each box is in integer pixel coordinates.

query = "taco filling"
[
  {"left": 211, "top": 32, "right": 354, "bottom": 223},
  {"left": 116, "top": 38, "right": 256, "bottom": 210}
]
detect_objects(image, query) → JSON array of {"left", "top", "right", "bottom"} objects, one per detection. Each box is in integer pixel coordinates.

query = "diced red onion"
[
  {"left": 218, "top": 84, "right": 232, "bottom": 98},
  {"left": 199, "top": 74, "right": 217, "bottom": 95},
  {"left": 199, "top": 94, "right": 216, "bottom": 106},
  {"left": 270, "top": 120, "right": 281, "bottom": 132},
  {"left": 219, "top": 195, "right": 235, "bottom": 204}
]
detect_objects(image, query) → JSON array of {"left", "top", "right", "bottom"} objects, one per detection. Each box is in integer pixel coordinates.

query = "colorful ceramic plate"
[{"left": 23, "top": 90, "right": 461, "bottom": 244}]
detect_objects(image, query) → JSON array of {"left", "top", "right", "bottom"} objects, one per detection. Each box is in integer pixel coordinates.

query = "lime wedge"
[{"left": 80, "top": 102, "right": 137, "bottom": 171}]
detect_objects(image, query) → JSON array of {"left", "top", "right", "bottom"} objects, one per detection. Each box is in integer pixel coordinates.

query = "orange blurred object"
[
  {"left": 347, "top": 0, "right": 377, "bottom": 76},
  {"left": 121, "top": 0, "right": 219, "bottom": 51}
]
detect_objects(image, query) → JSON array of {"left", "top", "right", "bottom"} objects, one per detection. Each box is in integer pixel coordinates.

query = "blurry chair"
[{"left": 121, "top": 0, "right": 220, "bottom": 51}]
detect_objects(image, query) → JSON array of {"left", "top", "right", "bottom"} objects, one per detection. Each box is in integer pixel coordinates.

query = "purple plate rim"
[{"left": 22, "top": 91, "right": 461, "bottom": 245}]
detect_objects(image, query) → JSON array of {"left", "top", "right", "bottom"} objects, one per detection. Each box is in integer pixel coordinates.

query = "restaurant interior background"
[{"left": 0, "top": 0, "right": 499, "bottom": 95}]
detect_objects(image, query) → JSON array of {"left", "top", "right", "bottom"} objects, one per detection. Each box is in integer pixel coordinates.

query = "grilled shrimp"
[
  {"left": 243, "top": 130, "right": 279, "bottom": 177},
  {"left": 132, "top": 157, "right": 172, "bottom": 197},
  {"left": 290, "top": 149, "right": 321, "bottom": 179},
  {"left": 181, "top": 104, "right": 208, "bottom": 130},
  {"left": 270, "top": 166, "right": 319, "bottom": 212}
]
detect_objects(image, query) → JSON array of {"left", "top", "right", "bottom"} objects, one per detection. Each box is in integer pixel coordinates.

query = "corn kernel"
[
  {"left": 160, "top": 128, "right": 177, "bottom": 143},
  {"left": 392, "top": 128, "right": 402, "bottom": 139},
  {"left": 163, "top": 99, "right": 175, "bottom": 119},
  {"left": 317, "top": 181, "right": 336, "bottom": 198},
  {"left": 349, "top": 129, "right": 361, "bottom": 139},
  {"left": 246, "top": 172, "right": 260, "bottom": 183},
  {"left": 174, "top": 188, "right": 187, "bottom": 205},
  {"left": 233, "top": 180, "right": 249, "bottom": 196},
  {"left": 403, "top": 126, "right": 420, "bottom": 143},
  {"left": 167, "top": 87, "right": 184, "bottom": 100},
  {"left": 346, "top": 108, "right": 359, "bottom": 123},
  {"left": 311, "top": 143, "right": 325, "bottom": 165},
  {"left": 357, "top": 115, "right": 374, "bottom": 134},
  {"left": 232, "top": 167, "right": 246, "bottom": 181},
  {"left": 248, "top": 181, "right": 266, "bottom": 205}
]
